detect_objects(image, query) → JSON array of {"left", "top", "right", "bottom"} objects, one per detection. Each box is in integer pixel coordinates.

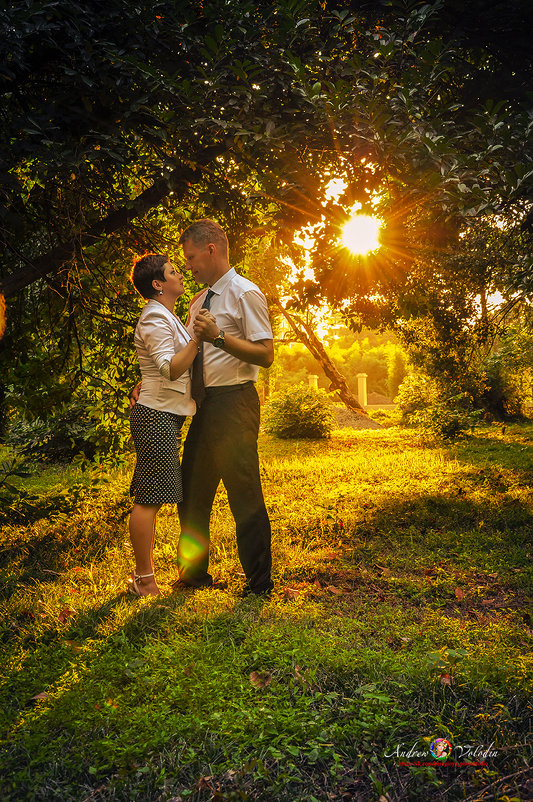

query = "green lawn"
[{"left": 1, "top": 423, "right": 532, "bottom": 801}]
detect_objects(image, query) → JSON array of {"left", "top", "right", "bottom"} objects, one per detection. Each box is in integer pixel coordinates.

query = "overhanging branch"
[{"left": 0, "top": 145, "right": 228, "bottom": 299}]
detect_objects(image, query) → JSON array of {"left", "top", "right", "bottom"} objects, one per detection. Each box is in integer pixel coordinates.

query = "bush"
[
  {"left": 5, "top": 390, "right": 132, "bottom": 463},
  {"left": 387, "top": 348, "right": 408, "bottom": 399},
  {"left": 264, "top": 384, "right": 335, "bottom": 439},
  {"left": 395, "top": 373, "right": 439, "bottom": 419},
  {"left": 412, "top": 393, "right": 482, "bottom": 440},
  {"left": 396, "top": 374, "right": 482, "bottom": 439},
  {"left": 481, "top": 352, "right": 532, "bottom": 418},
  {"left": 6, "top": 402, "right": 97, "bottom": 461}
]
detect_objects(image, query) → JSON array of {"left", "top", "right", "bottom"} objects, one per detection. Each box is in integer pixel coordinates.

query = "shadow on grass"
[
  {"left": 450, "top": 427, "right": 533, "bottom": 479},
  {"left": 1, "top": 585, "right": 532, "bottom": 802},
  {"left": 280, "top": 467, "right": 532, "bottom": 605},
  {"left": 1, "top": 428, "right": 531, "bottom": 799},
  {"left": 0, "top": 496, "right": 132, "bottom": 599},
  {"left": 0, "top": 590, "right": 191, "bottom": 730}
]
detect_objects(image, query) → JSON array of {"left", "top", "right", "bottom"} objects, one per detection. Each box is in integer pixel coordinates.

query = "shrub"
[
  {"left": 481, "top": 352, "right": 532, "bottom": 418},
  {"left": 264, "top": 384, "right": 335, "bottom": 439},
  {"left": 396, "top": 374, "right": 482, "bottom": 439},
  {"left": 387, "top": 348, "right": 408, "bottom": 399},
  {"left": 395, "top": 373, "right": 439, "bottom": 418},
  {"left": 413, "top": 393, "right": 482, "bottom": 440},
  {"left": 6, "top": 390, "right": 132, "bottom": 463},
  {"left": 6, "top": 402, "right": 97, "bottom": 461}
]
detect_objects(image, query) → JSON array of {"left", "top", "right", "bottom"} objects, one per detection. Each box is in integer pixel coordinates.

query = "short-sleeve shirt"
[{"left": 187, "top": 268, "right": 273, "bottom": 387}]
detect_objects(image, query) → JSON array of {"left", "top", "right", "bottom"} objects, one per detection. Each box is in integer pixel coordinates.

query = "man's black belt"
[{"left": 204, "top": 381, "right": 254, "bottom": 397}]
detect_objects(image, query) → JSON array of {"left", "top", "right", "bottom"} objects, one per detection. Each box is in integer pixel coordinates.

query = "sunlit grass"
[{"left": 1, "top": 423, "right": 532, "bottom": 800}]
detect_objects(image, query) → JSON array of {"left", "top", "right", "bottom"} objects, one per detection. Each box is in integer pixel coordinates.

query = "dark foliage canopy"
[
  {"left": 0, "top": 0, "right": 532, "bottom": 439},
  {"left": 1, "top": 0, "right": 531, "bottom": 300}
]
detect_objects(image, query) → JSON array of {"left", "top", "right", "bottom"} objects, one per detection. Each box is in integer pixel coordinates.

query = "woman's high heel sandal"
[{"left": 128, "top": 571, "right": 157, "bottom": 596}]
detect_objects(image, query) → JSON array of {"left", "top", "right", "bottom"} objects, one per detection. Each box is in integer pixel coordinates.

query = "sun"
[{"left": 341, "top": 214, "right": 382, "bottom": 255}]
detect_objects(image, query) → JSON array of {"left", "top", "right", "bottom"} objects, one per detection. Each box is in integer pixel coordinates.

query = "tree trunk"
[
  {"left": 0, "top": 145, "right": 227, "bottom": 299},
  {"left": 276, "top": 301, "right": 368, "bottom": 416}
]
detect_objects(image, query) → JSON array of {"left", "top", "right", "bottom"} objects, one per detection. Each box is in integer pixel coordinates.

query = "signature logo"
[{"left": 429, "top": 738, "right": 452, "bottom": 761}]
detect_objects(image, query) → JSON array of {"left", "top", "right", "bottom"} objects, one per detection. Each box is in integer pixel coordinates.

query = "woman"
[{"left": 128, "top": 253, "right": 200, "bottom": 596}]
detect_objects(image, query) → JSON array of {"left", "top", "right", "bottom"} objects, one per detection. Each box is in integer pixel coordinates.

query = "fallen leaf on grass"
[
  {"left": 294, "top": 664, "right": 312, "bottom": 687},
  {"left": 31, "top": 691, "right": 48, "bottom": 701},
  {"left": 326, "top": 585, "right": 343, "bottom": 595},
  {"left": 58, "top": 606, "right": 77, "bottom": 623},
  {"left": 283, "top": 587, "right": 301, "bottom": 600},
  {"left": 313, "top": 578, "right": 323, "bottom": 589},
  {"left": 440, "top": 673, "right": 452, "bottom": 686},
  {"left": 64, "top": 640, "right": 83, "bottom": 652},
  {"left": 249, "top": 670, "right": 272, "bottom": 690},
  {"left": 481, "top": 599, "right": 493, "bottom": 606},
  {"left": 454, "top": 587, "right": 465, "bottom": 600},
  {"left": 196, "top": 776, "right": 214, "bottom": 791}
]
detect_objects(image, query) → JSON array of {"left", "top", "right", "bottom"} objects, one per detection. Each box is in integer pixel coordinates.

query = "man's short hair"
[
  {"left": 130, "top": 253, "right": 168, "bottom": 299},
  {"left": 179, "top": 219, "right": 228, "bottom": 254}
]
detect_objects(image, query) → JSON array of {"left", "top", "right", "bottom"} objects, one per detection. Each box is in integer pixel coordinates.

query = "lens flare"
[
  {"left": 341, "top": 214, "right": 382, "bottom": 255},
  {"left": 177, "top": 530, "right": 209, "bottom": 567}
]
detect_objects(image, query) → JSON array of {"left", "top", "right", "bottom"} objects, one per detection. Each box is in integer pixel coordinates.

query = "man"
[{"left": 170, "top": 219, "right": 274, "bottom": 595}]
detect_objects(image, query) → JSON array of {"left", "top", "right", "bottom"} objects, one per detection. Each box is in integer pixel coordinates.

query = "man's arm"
[{"left": 193, "top": 310, "right": 274, "bottom": 368}]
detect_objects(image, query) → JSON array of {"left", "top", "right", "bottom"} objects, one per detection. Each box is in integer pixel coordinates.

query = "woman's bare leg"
[{"left": 129, "top": 503, "right": 161, "bottom": 596}]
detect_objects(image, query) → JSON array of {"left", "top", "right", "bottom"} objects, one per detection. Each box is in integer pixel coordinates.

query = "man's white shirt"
[{"left": 187, "top": 268, "right": 273, "bottom": 387}]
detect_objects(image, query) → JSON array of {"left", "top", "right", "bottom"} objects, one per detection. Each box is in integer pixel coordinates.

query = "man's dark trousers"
[{"left": 177, "top": 382, "right": 273, "bottom": 593}]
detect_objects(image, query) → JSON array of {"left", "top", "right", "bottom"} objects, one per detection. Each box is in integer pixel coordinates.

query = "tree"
[
  {"left": 276, "top": 302, "right": 366, "bottom": 413},
  {"left": 2, "top": 0, "right": 532, "bottom": 438},
  {"left": 2, "top": 0, "right": 532, "bottom": 300}
]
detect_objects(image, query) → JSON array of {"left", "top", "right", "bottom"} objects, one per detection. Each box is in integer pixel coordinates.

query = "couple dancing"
[{"left": 128, "top": 219, "right": 274, "bottom": 598}]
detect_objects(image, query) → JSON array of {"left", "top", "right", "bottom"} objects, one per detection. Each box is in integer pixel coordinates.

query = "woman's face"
[{"left": 160, "top": 261, "right": 185, "bottom": 297}]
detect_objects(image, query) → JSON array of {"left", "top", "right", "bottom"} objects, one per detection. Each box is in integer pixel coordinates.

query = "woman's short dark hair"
[{"left": 130, "top": 253, "right": 168, "bottom": 299}]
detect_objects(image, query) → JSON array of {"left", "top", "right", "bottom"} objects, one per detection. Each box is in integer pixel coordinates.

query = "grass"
[{"left": 0, "top": 422, "right": 532, "bottom": 801}]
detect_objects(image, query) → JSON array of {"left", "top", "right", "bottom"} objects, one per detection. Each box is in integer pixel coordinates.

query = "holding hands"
[{"left": 193, "top": 309, "right": 219, "bottom": 343}]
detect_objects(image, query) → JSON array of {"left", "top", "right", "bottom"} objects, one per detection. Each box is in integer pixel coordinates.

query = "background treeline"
[
  {"left": 1, "top": 0, "right": 532, "bottom": 464},
  {"left": 273, "top": 328, "right": 408, "bottom": 402}
]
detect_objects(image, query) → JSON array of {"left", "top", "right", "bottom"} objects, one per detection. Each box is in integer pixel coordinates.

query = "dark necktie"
[{"left": 190, "top": 289, "right": 215, "bottom": 407}]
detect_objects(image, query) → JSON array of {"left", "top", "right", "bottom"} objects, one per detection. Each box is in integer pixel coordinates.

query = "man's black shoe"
[
  {"left": 171, "top": 576, "right": 227, "bottom": 592},
  {"left": 241, "top": 581, "right": 274, "bottom": 598}
]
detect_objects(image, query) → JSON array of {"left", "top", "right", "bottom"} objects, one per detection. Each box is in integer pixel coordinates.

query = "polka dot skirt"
[{"left": 129, "top": 404, "right": 186, "bottom": 504}]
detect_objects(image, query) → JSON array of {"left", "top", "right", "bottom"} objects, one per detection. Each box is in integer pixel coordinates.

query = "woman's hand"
[{"left": 193, "top": 309, "right": 220, "bottom": 342}]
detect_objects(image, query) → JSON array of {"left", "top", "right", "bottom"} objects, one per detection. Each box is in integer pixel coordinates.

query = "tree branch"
[
  {"left": 0, "top": 144, "right": 229, "bottom": 299},
  {"left": 275, "top": 300, "right": 368, "bottom": 415}
]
